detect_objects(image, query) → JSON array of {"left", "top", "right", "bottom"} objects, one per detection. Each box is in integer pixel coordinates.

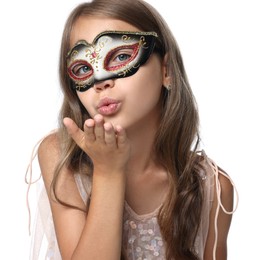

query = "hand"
[{"left": 63, "top": 114, "right": 130, "bottom": 175}]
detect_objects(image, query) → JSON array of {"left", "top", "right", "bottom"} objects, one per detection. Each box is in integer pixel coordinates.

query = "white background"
[{"left": 0, "top": 0, "right": 261, "bottom": 259}]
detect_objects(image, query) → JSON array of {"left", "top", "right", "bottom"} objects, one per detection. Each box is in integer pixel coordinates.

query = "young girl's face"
[{"left": 70, "top": 16, "right": 167, "bottom": 131}]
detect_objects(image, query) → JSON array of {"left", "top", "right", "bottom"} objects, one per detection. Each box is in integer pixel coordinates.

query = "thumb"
[{"left": 63, "top": 117, "right": 85, "bottom": 149}]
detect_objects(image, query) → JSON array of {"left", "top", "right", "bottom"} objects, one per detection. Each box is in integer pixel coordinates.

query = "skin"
[{"left": 38, "top": 15, "right": 233, "bottom": 260}]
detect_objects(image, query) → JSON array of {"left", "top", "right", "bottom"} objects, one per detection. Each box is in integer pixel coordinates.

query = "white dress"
[{"left": 28, "top": 152, "right": 237, "bottom": 260}]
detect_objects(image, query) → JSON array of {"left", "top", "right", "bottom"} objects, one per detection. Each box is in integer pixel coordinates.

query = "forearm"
[{"left": 71, "top": 171, "right": 126, "bottom": 260}]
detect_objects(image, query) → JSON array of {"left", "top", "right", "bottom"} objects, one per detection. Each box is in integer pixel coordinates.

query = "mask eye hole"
[
  {"left": 104, "top": 43, "right": 139, "bottom": 71},
  {"left": 68, "top": 60, "right": 93, "bottom": 81}
]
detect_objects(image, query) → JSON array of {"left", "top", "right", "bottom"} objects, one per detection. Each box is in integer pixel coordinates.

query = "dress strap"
[{"left": 204, "top": 153, "right": 239, "bottom": 260}]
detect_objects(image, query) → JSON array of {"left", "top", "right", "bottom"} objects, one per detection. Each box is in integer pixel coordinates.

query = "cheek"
[
  {"left": 77, "top": 90, "right": 95, "bottom": 116},
  {"left": 137, "top": 58, "right": 163, "bottom": 96},
  {"left": 125, "top": 63, "right": 163, "bottom": 112}
]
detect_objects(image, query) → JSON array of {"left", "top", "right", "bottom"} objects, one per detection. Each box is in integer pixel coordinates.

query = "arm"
[
  {"left": 39, "top": 134, "right": 87, "bottom": 259},
  {"left": 203, "top": 171, "right": 234, "bottom": 260},
  {"left": 39, "top": 115, "right": 130, "bottom": 260}
]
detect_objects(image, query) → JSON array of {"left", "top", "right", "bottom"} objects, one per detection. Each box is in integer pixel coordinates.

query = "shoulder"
[
  {"left": 201, "top": 156, "right": 235, "bottom": 258},
  {"left": 206, "top": 158, "right": 234, "bottom": 208},
  {"left": 38, "top": 132, "right": 61, "bottom": 185},
  {"left": 38, "top": 132, "right": 86, "bottom": 207},
  {"left": 38, "top": 132, "right": 60, "bottom": 161},
  {"left": 198, "top": 153, "right": 234, "bottom": 203},
  {"left": 217, "top": 168, "right": 234, "bottom": 206},
  {"left": 197, "top": 153, "right": 235, "bottom": 219}
]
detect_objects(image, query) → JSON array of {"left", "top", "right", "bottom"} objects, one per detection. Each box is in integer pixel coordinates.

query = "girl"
[{"left": 28, "top": 0, "right": 237, "bottom": 259}]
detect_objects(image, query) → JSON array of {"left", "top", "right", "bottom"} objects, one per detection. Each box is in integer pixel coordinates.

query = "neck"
[
  {"left": 125, "top": 118, "right": 160, "bottom": 176},
  {"left": 123, "top": 117, "right": 170, "bottom": 215}
]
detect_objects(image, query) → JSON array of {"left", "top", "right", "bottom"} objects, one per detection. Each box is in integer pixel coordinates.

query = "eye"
[
  {"left": 105, "top": 43, "right": 139, "bottom": 71},
  {"left": 68, "top": 60, "right": 93, "bottom": 81},
  {"left": 74, "top": 65, "right": 91, "bottom": 76},
  {"left": 114, "top": 53, "right": 131, "bottom": 62}
]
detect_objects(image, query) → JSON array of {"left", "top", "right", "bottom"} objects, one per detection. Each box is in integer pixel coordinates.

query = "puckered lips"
[{"left": 97, "top": 97, "right": 121, "bottom": 116}]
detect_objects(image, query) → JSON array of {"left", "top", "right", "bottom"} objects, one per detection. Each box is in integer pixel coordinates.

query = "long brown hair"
[{"left": 54, "top": 0, "right": 204, "bottom": 259}]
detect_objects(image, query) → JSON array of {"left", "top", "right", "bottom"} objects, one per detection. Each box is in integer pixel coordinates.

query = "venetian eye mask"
[{"left": 67, "top": 31, "right": 158, "bottom": 92}]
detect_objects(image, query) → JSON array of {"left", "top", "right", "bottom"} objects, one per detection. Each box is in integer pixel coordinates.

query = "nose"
[{"left": 93, "top": 79, "right": 115, "bottom": 92}]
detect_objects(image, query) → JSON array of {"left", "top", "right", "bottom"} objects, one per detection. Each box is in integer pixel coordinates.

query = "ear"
[{"left": 161, "top": 53, "right": 171, "bottom": 87}]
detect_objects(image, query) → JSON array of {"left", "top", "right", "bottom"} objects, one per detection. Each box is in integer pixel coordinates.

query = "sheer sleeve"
[{"left": 29, "top": 182, "right": 62, "bottom": 260}]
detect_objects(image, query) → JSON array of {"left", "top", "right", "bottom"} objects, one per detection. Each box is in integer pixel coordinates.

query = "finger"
[
  {"left": 115, "top": 125, "right": 128, "bottom": 148},
  {"left": 93, "top": 114, "right": 105, "bottom": 142},
  {"left": 104, "top": 122, "right": 117, "bottom": 147},
  {"left": 84, "top": 119, "right": 96, "bottom": 142},
  {"left": 63, "top": 117, "right": 85, "bottom": 149}
]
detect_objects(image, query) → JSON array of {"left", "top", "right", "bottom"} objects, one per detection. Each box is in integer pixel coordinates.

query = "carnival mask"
[{"left": 67, "top": 30, "right": 158, "bottom": 92}]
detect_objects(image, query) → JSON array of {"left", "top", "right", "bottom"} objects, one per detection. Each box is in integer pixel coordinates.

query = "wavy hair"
[{"left": 53, "top": 0, "right": 204, "bottom": 259}]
